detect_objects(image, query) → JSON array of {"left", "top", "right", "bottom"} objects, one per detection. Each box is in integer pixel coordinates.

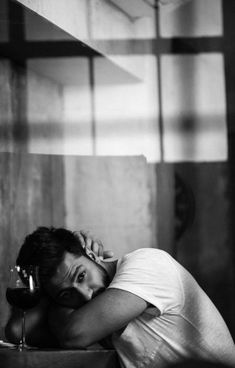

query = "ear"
[{"left": 84, "top": 248, "right": 101, "bottom": 265}]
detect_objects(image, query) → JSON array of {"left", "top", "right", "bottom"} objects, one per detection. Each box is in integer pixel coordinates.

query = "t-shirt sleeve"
[{"left": 108, "top": 249, "right": 184, "bottom": 314}]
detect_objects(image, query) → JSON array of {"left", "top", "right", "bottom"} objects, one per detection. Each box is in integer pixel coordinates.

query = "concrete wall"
[
  {"left": 0, "top": 57, "right": 64, "bottom": 155},
  {"left": 175, "top": 163, "right": 234, "bottom": 334},
  {"left": 160, "top": 0, "right": 222, "bottom": 37},
  {"left": 153, "top": 161, "right": 235, "bottom": 335},
  {"left": 0, "top": 60, "right": 27, "bottom": 152},
  {"left": 15, "top": 0, "right": 227, "bottom": 163},
  {"left": 64, "top": 155, "right": 157, "bottom": 258},
  {"left": 27, "top": 68, "right": 64, "bottom": 155}
]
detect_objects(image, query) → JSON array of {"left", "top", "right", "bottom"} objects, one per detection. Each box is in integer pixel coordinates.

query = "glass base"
[{"left": 17, "top": 343, "right": 38, "bottom": 351}]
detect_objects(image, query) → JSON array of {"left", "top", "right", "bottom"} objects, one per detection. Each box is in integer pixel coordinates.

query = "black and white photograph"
[{"left": 0, "top": 1, "right": 235, "bottom": 367}]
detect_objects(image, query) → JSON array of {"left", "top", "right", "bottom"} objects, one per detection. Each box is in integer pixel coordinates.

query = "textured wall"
[
  {"left": 27, "top": 68, "right": 64, "bottom": 155},
  {"left": 156, "top": 162, "right": 235, "bottom": 336},
  {"left": 175, "top": 162, "right": 234, "bottom": 332},
  {"left": 64, "top": 155, "right": 157, "bottom": 258},
  {"left": 0, "top": 60, "right": 28, "bottom": 153},
  {"left": 0, "top": 58, "right": 64, "bottom": 155}
]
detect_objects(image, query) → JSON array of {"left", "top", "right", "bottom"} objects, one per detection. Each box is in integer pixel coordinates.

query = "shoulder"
[
  {"left": 117, "top": 248, "right": 173, "bottom": 270},
  {"left": 109, "top": 247, "right": 179, "bottom": 291},
  {"left": 109, "top": 248, "right": 184, "bottom": 313}
]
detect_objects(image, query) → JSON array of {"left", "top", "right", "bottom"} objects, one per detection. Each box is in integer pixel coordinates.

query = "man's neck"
[{"left": 101, "top": 259, "right": 118, "bottom": 283}]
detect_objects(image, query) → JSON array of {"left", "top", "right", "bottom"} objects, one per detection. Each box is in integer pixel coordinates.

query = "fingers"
[
  {"left": 76, "top": 232, "right": 86, "bottom": 249},
  {"left": 79, "top": 230, "right": 92, "bottom": 249},
  {"left": 79, "top": 230, "right": 114, "bottom": 259},
  {"left": 91, "top": 240, "right": 102, "bottom": 258},
  {"left": 79, "top": 230, "right": 102, "bottom": 256},
  {"left": 91, "top": 242, "right": 114, "bottom": 260},
  {"left": 103, "top": 250, "right": 114, "bottom": 259},
  {"left": 80, "top": 230, "right": 96, "bottom": 251}
]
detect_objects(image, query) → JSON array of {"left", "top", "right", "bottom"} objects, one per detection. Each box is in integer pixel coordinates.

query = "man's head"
[{"left": 17, "top": 227, "right": 110, "bottom": 308}]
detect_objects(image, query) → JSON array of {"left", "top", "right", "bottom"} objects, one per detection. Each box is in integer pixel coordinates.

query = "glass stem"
[{"left": 19, "top": 310, "right": 26, "bottom": 350}]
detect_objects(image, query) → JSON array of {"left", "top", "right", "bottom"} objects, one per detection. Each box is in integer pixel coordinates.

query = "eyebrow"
[{"left": 53, "top": 266, "right": 72, "bottom": 288}]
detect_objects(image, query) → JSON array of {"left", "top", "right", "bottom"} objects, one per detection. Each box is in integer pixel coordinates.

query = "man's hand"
[{"left": 77, "top": 231, "right": 114, "bottom": 260}]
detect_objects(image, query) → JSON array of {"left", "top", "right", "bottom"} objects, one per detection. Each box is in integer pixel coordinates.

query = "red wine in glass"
[
  {"left": 6, "top": 287, "right": 41, "bottom": 310},
  {"left": 6, "top": 265, "right": 40, "bottom": 350}
]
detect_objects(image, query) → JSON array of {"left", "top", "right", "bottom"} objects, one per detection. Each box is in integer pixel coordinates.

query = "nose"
[{"left": 73, "top": 283, "right": 93, "bottom": 302}]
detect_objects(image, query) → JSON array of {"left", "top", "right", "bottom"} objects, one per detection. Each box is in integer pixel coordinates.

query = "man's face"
[{"left": 46, "top": 252, "right": 110, "bottom": 308}]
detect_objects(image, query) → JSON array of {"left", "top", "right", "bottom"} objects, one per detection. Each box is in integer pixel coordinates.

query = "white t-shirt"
[{"left": 108, "top": 248, "right": 235, "bottom": 368}]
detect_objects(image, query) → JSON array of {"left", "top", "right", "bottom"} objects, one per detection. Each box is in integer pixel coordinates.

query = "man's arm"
[
  {"left": 49, "top": 288, "right": 148, "bottom": 349},
  {"left": 5, "top": 298, "right": 59, "bottom": 348}
]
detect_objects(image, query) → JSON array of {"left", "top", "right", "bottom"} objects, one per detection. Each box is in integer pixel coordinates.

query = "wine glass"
[{"left": 6, "top": 265, "right": 41, "bottom": 350}]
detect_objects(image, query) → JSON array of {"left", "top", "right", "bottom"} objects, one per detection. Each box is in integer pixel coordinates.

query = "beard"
[{"left": 93, "top": 262, "right": 111, "bottom": 298}]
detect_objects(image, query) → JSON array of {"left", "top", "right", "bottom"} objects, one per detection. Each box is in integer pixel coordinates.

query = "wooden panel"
[{"left": 0, "top": 152, "right": 65, "bottom": 339}]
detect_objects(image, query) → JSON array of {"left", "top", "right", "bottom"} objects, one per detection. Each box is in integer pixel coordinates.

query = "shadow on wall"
[{"left": 173, "top": 162, "right": 234, "bottom": 338}]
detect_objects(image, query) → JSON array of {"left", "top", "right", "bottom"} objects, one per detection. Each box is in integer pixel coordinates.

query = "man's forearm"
[{"left": 48, "top": 304, "right": 83, "bottom": 348}]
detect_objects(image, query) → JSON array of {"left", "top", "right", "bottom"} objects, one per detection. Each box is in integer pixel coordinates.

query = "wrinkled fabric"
[{"left": 108, "top": 249, "right": 235, "bottom": 368}]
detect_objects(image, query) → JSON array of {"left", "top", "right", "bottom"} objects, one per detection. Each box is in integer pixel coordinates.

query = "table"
[{"left": 0, "top": 348, "right": 120, "bottom": 368}]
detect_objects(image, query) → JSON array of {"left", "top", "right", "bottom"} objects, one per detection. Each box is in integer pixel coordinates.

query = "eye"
[
  {"left": 59, "top": 289, "right": 72, "bottom": 300},
  {"left": 77, "top": 271, "right": 86, "bottom": 282}
]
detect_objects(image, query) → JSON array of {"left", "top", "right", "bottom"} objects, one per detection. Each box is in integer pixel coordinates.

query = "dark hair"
[{"left": 16, "top": 227, "right": 86, "bottom": 287}]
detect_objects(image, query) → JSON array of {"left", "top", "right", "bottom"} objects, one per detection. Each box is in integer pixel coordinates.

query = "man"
[{"left": 6, "top": 227, "right": 235, "bottom": 368}]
